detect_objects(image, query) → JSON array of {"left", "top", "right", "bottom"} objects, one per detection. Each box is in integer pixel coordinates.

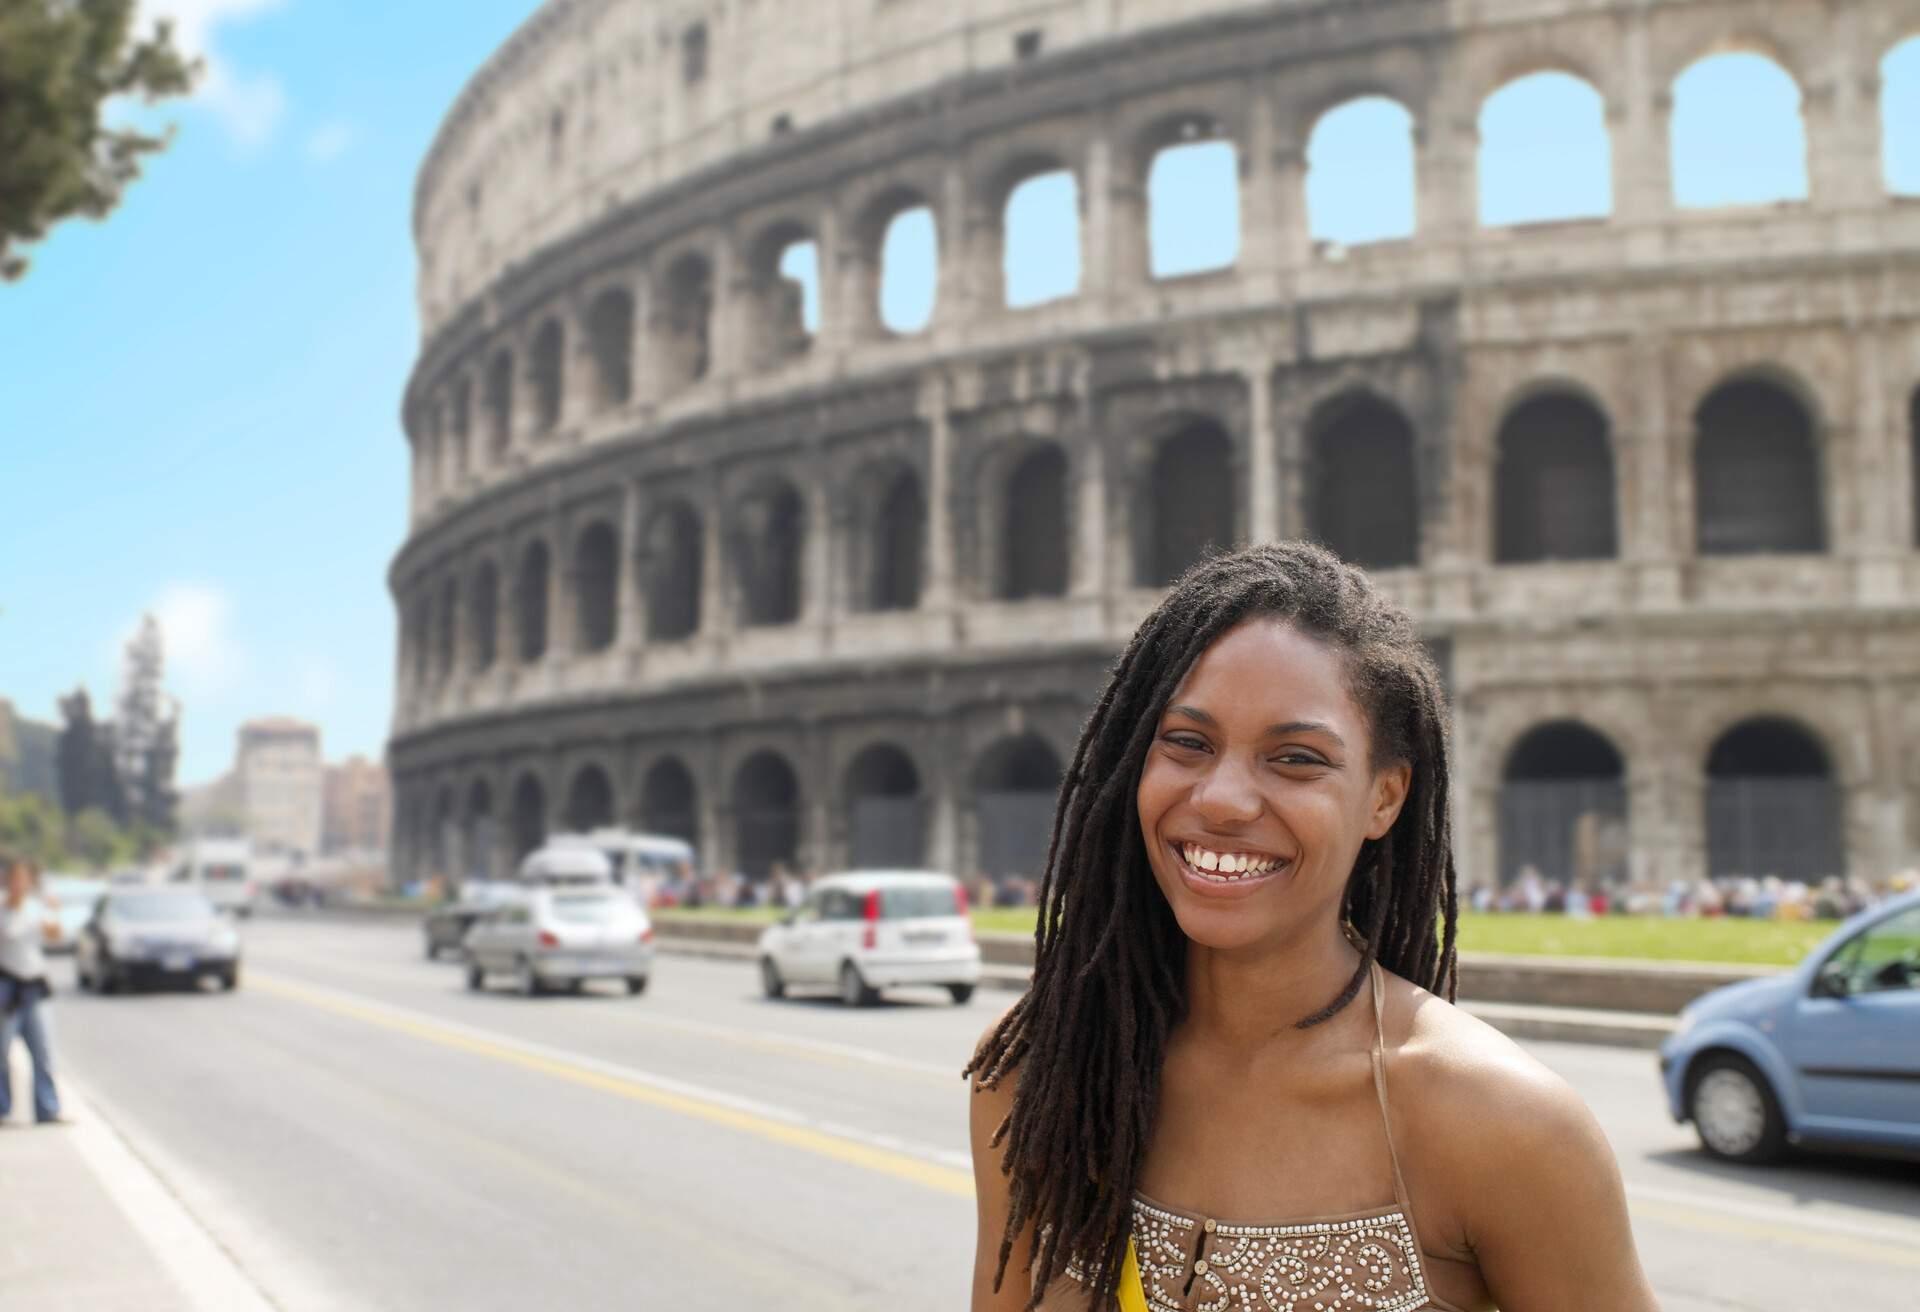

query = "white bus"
[
  {"left": 547, "top": 829, "right": 695, "bottom": 903},
  {"left": 168, "top": 838, "right": 258, "bottom": 917}
]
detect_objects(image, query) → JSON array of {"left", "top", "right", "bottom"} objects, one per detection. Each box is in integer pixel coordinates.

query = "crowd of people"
[{"left": 1465, "top": 867, "right": 1914, "bottom": 921}]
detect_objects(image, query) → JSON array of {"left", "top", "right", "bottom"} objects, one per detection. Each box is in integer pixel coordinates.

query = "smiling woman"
[{"left": 965, "top": 542, "right": 1659, "bottom": 1312}]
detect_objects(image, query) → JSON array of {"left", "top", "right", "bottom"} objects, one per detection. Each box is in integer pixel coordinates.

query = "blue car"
[{"left": 1659, "top": 891, "right": 1920, "bottom": 1163}]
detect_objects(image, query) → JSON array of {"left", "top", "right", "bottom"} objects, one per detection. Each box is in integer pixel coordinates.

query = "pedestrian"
[
  {"left": 964, "top": 542, "right": 1657, "bottom": 1311},
  {"left": 0, "top": 854, "right": 65, "bottom": 1125}
]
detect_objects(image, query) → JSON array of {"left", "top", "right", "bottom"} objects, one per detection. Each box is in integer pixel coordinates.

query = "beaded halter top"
[{"left": 1051, "top": 962, "right": 1469, "bottom": 1312}]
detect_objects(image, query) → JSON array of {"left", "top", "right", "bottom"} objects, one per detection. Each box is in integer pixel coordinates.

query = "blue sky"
[{"left": 2, "top": 5, "right": 1915, "bottom": 787}]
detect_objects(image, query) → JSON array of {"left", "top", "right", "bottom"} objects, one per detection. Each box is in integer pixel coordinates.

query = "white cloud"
[
  {"left": 305, "top": 121, "right": 352, "bottom": 164},
  {"left": 138, "top": 0, "right": 289, "bottom": 150},
  {"left": 144, "top": 582, "right": 245, "bottom": 698}
]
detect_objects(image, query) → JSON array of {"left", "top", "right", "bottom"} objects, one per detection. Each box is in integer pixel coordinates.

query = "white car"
[
  {"left": 757, "top": 871, "right": 981, "bottom": 1006},
  {"left": 465, "top": 887, "right": 655, "bottom": 996}
]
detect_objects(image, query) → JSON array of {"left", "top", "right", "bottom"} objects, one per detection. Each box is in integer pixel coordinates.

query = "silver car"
[
  {"left": 464, "top": 888, "right": 655, "bottom": 996},
  {"left": 75, "top": 889, "right": 241, "bottom": 992}
]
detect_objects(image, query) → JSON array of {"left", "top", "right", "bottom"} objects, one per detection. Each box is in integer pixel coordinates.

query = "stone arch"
[
  {"left": 515, "top": 538, "right": 552, "bottom": 662},
  {"left": 585, "top": 286, "right": 634, "bottom": 411},
  {"left": 732, "top": 750, "right": 800, "bottom": 878},
  {"left": 640, "top": 499, "right": 702, "bottom": 642},
  {"left": 529, "top": 316, "right": 564, "bottom": 436},
  {"left": 469, "top": 558, "right": 499, "bottom": 672},
  {"left": 746, "top": 219, "right": 818, "bottom": 367},
  {"left": 563, "top": 762, "right": 616, "bottom": 832},
  {"left": 1670, "top": 52, "right": 1807, "bottom": 209},
  {"left": 1139, "top": 113, "right": 1239, "bottom": 279},
  {"left": 571, "top": 520, "right": 619, "bottom": 653},
  {"left": 435, "top": 576, "right": 459, "bottom": 680},
  {"left": 1307, "top": 392, "right": 1419, "bottom": 569},
  {"left": 430, "top": 785, "right": 456, "bottom": 878},
  {"left": 1478, "top": 71, "right": 1611, "bottom": 226},
  {"left": 972, "top": 734, "right": 1063, "bottom": 878},
  {"left": 858, "top": 184, "right": 938, "bottom": 337},
  {"left": 845, "top": 742, "right": 925, "bottom": 868},
  {"left": 1305, "top": 96, "right": 1417, "bottom": 246},
  {"left": 463, "top": 777, "right": 495, "bottom": 881},
  {"left": 509, "top": 771, "right": 547, "bottom": 861},
  {"left": 991, "top": 152, "right": 1080, "bottom": 309},
  {"left": 985, "top": 440, "right": 1069, "bottom": 600},
  {"left": 637, "top": 756, "right": 698, "bottom": 844},
  {"left": 1884, "top": 36, "right": 1920, "bottom": 195},
  {"left": 484, "top": 347, "right": 514, "bottom": 459},
  {"left": 731, "top": 477, "right": 805, "bottom": 626},
  {"left": 656, "top": 250, "right": 713, "bottom": 391},
  {"left": 1693, "top": 374, "right": 1825, "bottom": 555},
  {"left": 1493, "top": 389, "right": 1617, "bottom": 562},
  {"left": 848, "top": 461, "right": 924, "bottom": 613},
  {"left": 1705, "top": 717, "right": 1843, "bottom": 880},
  {"left": 1498, "top": 721, "right": 1627, "bottom": 887},
  {"left": 1135, "top": 416, "right": 1236, "bottom": 587}
]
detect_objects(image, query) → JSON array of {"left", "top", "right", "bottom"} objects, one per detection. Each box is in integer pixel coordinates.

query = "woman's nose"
[{"left": 1190, "top": 757, "right": 1262, "bottom": 823}]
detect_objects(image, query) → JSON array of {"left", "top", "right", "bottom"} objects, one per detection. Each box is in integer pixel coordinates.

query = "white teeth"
[
  {"left": 1198, "top": 849, "right": 1218, "bottom": 871},
  {"left": 1180, "top": 844, "right": 1285, "bottom": 880}
]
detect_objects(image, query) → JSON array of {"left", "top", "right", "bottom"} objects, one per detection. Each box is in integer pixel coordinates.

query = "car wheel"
[
  {"left": 99, "top": 967, "right": 121, "bottom": 995},
  {"left": 947, "top": 983, "right": 975, "bottom": 1005},
  {"left": 77, "top": 962, "right": 95, "bottom": 992},
  {"left": 759, "top": 957, "right": 785, "bottom": 1000},
  {"left": 220, "top": 968, "right": 239, "bottom": 992},
  {"left": 466, "top": 961, "right": 485, "bottom": 992},
  {"left": 424, "top": 936, "right": 439, "bottom": 961},
  {"left": 839, "top": 961, "right": 878, "bottom": 1008},
  {"left": 515, "top": 957, "right": 542, "bottom": 998},
  {"left": 625, "top": 976, "right": 648, "bottom": 996},
  {"left": 1688, "top": 1053, "right": 1787, "bottom": 1164}
]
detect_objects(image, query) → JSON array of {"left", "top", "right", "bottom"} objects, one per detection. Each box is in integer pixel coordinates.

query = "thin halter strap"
[{"left": 1367, "top": 960, "right": 1415, "bottom": 1211}]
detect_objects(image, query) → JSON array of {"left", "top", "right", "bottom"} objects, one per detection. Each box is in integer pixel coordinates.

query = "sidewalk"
[{"left": 0, "top": 1081, "right": 269, "bottom": 1312}]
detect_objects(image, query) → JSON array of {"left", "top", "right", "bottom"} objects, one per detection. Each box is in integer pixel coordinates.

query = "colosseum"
[{"left": 389, "top": 0, "right": 1920, "bottom": 898}]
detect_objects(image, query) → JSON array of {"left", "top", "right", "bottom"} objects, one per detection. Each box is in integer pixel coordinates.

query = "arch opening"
[
  {"left": 586, "top": 288, "right": 634, "bottom": 411},
  {"left": 995, "top": 445, "right": 1069, "bottom": 600},
  {"left": 469, "top": 561, "right": 499, "bottom": 672},
  {"left": 845, "top": 743, "right": 924, "bottom": 868},
  {"left": 1671, "top": 53, "right": 1808, "bottom": 209},
  {"left": 530, "top": 318, "right": 564, "bottom": 436},
  {"left": 1478, "top": 71, "right": 1612, "bottom": 226},
  {"left": 515, "top": 540, "right": 551, "bottom": 663},
  {"left": 1885, "top": 38, "right": 1920, "bottom": 195},
  {"left": 1498, "top": 722, "right": 1627, "bottom": 887},
  {"left": 1306, "top": 97, "right": 1417, "bottom": 247},
  {"left": 573, "top": 521, "right": 619, "bottom": 653},
  {"left": 1146, "top": 121, "right": 1239, "bottom": 278},
  {"left": 878, "top": 204, "right": 937, "bottom": 335},
  {"left": 1002, "top": 167, "right": 1081, "bottom": 308},
  {"left": 748, "top": 222, "right": 819, "bottom": 367},
  {"left": 485, "top": 349, "right": 514, "bottom": 459},
  {"left": 509, "top": 773, "right": 546, "bottom": 862},
  {"left": 1309, "top": 395, "right": 1419, "bottom": 569},
  {"left": 642, "top": 501, "right": 702, "bottom": 642},
  {"left": 1138, "top": 420, "right": 1235, "bottom": 587},
  {"left": 973, "top": 735, "right": 1062, "bottom": 878},
  {"left": 1494, "top": 392, "right": 1617, "bottom": 562},
  {"left": 658, "top": 253, "right": 713, "bottom": 391},
  {"left": 858, "top": 467, "right": 923, "bottom": 613},
  {"left": 1693, "top": 377, "right": 1824, "bottom": 555},
  {"left": 734, "top": 480, "right": 804, "bottom": 626},
  {"left": 564, "top": 764, "right": 615, "bottom": 833},
  {"left": 732, "top": 751, "right": 800, "bottom": 879},
  {"left": 1706, "top": 718, "right": 1842, "bottom": 880},
  {"left": 639, "top": 757, "right": 698, "bottom": 845}
]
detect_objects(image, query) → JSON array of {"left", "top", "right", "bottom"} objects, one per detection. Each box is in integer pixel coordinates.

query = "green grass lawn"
[{"left": 657, "top": 906, "right": 1835, "bottom": 965}]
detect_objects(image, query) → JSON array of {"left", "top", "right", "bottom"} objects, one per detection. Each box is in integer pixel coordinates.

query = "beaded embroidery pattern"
[{"left": 1071, "top": 1195, "right": 1434, "bottom": 1312}]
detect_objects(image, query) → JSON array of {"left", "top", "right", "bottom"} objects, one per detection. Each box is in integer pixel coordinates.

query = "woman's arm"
[
  {"left": 1454, "top": 1060, "right": 1660, "bottom": 1311},
  {"left": 969, "top": 1048, "right": 1037, "bottom": 1311}
]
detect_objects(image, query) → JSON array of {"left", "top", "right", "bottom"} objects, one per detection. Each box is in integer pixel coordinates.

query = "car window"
[
  {"left": 109, "top": 892, "right": 217, "bottom": 922},
  {"left": 1835, "top": 906, "right": 1920, "bottom": 995},
  {"left": 881, "top": 886, "right": 959, "bottom": 919},
  {"left": 547, "top": 893, "right": 632, "bottom": 924},
  {"left": 820, "top": 889, "right": 863, "bottom": 921}
]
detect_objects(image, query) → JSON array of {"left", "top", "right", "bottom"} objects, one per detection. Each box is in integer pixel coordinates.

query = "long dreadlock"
[{"left": 963, "top": 541, "right": 1460, "bottom": 1309}]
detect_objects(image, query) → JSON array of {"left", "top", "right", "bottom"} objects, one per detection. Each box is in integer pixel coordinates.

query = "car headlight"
[{"left": 211, "top": 928, "right": 240, "bottom": 953}]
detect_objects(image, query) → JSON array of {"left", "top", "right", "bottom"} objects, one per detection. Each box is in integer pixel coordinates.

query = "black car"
[{"left": 75, "top": 889, "right": 241, "bottom": 992}]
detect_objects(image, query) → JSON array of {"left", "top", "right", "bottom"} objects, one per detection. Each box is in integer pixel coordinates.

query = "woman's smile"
[{"left": 1168, "top": 840, "right": 1293, "bottom": 898}]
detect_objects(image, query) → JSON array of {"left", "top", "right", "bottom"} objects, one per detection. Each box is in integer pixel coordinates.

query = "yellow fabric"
[{"left": 1117, "top": 1237, "right": 1150, "bottom": 1312}]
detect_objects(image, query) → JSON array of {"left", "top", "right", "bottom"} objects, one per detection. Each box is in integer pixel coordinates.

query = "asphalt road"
[{"left": 42, "top": 916, "right": 1920, "bottom": 1311}]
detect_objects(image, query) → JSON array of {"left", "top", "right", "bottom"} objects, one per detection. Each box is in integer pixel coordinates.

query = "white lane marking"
[
  {"left": 253, "top": 969, "right": 975, "bottom": 1176},
  {"left": 59, "top": 1076, "right": 278, "bottom": 1312},
  {"left": 258, "top": 942, "right": 962, "bottom": 1080},
  {"left": 1626, "top": 1181, "right": 1920, "bottom": 1246}
]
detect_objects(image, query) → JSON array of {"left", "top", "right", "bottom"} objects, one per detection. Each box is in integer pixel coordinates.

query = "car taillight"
[
  {"left": 954, "top": 884, "right": 974, "bottom": 942},
  {"left": 537, "top": 930, "right": 560, "bottom": 948},
  {"left": 862, "top": 888, "right": 881, "bottom": 950},
  {"left": 639, "top": 926, "right": 654, "bottom": 944}
]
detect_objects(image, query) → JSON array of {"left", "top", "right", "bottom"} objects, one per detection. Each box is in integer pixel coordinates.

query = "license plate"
[
  {"left": 904, "top": 931, "right": 946, "bottom": 946},
  {"left": 162, "top": 953, "right": 194, "bottom": 972}
]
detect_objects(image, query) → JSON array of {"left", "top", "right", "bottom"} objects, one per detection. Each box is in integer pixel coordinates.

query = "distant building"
[
  {"left": 322, "top": 755, "right": 391, "bottom": 856},
  {"left": 236, "top": 718, "right": 323, "bottom": 858},
  {"left": 178, "top": 771, "right": 245, "bottom": 838}
]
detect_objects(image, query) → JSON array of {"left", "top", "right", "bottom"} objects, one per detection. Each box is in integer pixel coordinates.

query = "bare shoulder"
[{"left": 968, "top": 1008, "right": 1022, "bottom": 1128}]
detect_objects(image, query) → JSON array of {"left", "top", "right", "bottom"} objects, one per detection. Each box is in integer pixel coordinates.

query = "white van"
[
  {"left": 168, "top": 839, "right": 258, "bottom": 917},
  {"left": 548, "top": 830, "right": 694, "bottom": 901}
]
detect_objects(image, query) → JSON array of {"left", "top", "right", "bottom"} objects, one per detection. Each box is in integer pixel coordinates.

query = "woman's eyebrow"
[{"left": 1165, "top": 706, "right": 1347, "bottom": 750}]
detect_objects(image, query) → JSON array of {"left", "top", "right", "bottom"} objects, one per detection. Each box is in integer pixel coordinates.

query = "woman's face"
[{"left": 1135, "top": 618, "right": 1410, "bottom": 956}]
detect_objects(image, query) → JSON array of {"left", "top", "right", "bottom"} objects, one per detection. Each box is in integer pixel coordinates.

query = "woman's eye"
[
  {"left": 1162, "top": 734, "right": 1208, "bottom": 752},
  {"left": 1272, "top": 753, "right": 1325, "bottom": 768}
]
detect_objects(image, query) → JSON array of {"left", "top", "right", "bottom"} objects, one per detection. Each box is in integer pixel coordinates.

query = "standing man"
[{"left": 0, "top": 854, "right": 64, "bottom": 1124}]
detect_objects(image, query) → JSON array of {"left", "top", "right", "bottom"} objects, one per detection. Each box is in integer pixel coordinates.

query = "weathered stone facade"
[{"left": 390, "top": 0, "right": 1920, "bottom": 889}]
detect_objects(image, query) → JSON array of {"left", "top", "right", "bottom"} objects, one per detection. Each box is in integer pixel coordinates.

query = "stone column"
[
  {"left": 1613, "top": 16, "right": 1670, "bottom": 234},
  {"left": 1414, "top": 111, "right": 1475, "bottom": 242},
  {"left": 699, "top": 472, "right": 732, "bottom": 641},
  {"left": 617, "top": 480, "right": 645, "bottom": 648},
  {"left": 629, "top": 272, "right": 656, "bottom": 414},
  {"left": 1805, "top": 14, "right": 1880, "bottom": 212},
  {"left": 1082, "top": 126, "right": 1117, "bottom": 307},
  {"left": 813, "top": 201, "right": 851, "bottom": 363},
  {"left": 1626, "top": 332, "right": 1683, "bottom": 607},
  {"left": 708, "top": 234, "right": 741, "bottom": 387},
  {"left": 1247, "top": 367, "right": 1280, "bottom": 542},
  {"left": 1246, "top": 85, "right": 1308, "bottom": 290},
  {"left": 921, "top": 375, "right": 956, "bottom": 611},
  {"left": 805, "top": 472, "right": 833, "bottom": 626},
  {"left": 1072, "top": 438, "right": 1108, "bottom": 600}
]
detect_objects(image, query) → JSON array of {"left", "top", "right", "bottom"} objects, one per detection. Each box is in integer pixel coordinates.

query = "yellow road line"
[{"left": 251, "top": 971, "right": 974, "bottom": 1198}]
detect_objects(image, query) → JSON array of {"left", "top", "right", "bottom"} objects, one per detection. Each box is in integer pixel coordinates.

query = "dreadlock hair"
[{"left": 962, "top": 540, "right": 1460, "bottom": 1309}]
